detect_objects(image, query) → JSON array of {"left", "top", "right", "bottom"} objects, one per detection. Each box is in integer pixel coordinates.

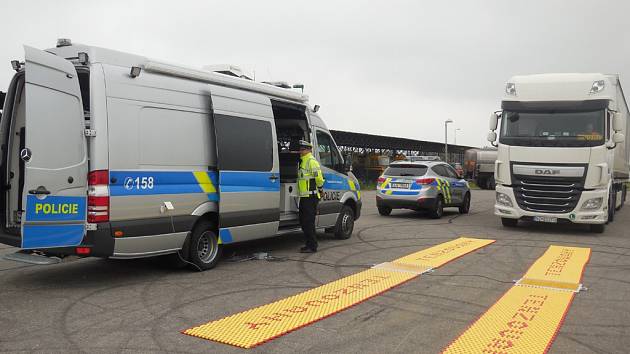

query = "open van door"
[{"left": 21, "top": 46, "right": 88, "bottom": 249}]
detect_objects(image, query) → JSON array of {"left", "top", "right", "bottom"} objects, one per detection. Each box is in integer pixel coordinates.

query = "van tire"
[
  {"left": 590, "top": 224, "right": 605, "bottom": 233},
  {"left": 378, "top": 206, "right": 392, "bottom": 216},
  {"left": 429, "top": 196, "right": 444, "bottom": 219},
  {"left": 607, "top": 189, "right": 615, "bottom": 224},
  {"left": 334, "top": 205, "right": 355, "bottom": 239},
  {"left": 501, "top": 218, "right": 518, "bottom": 227},
  {"left": 189, "top": 221, "right": 222, "bottom": 271},
  {"left": 459, "top": 193, "right": 471, "bottom": 214}
]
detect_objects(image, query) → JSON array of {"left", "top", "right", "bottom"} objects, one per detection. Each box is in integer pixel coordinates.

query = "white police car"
[{"left": 376, "top": 160, "right": 471, "bottom": 218}]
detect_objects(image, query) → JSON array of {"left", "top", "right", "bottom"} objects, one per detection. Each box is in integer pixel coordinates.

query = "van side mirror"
[
  {"left": 489, "top": 112, "right": 499, "bottom": 131},
  {"left": 343, "top": 153, "right": 353, "bottom": 172},
  {"left": 613, "top": 112, "right": 623, "bottom": 132}
]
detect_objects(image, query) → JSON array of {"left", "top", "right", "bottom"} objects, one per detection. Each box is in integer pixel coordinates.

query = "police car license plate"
[
  {"left": 533, "top": 216, "right": 557, "bottom": 223},
  {"left": 390, "top": 182, "right": 410, "bottom": 189}
]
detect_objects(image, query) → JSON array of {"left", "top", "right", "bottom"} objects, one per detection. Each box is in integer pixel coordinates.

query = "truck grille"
[{"left": 512, "top": 175, "right": 584, "bottom": 214}]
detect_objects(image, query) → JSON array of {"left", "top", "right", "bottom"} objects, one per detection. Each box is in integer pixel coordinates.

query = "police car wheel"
[
  {"left": 189, "top": 222, "right": 222, "bottom": 271},
  {"left": 459, "top": 193, "right": 471, "bottom": 214},
  {"left": 334, "top": 205, "right": 355, "bottom": 239},
  {"left": 378, "top": 206, "right": 392, "bottom": 216},
  {"left": 429, "top": 196, "right": 444, "bottom": 219}
]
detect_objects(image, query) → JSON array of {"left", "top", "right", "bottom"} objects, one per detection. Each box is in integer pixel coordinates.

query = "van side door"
[
  {"left": 212, "top": 105, "right": 280, "bottom": 243},
  {"left": 21, "top": 46, "right": 88, "bottom": 249}
]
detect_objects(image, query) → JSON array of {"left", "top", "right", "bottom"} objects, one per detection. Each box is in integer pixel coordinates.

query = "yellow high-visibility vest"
[{"left": 298, "top": 152, "right": 324, "bottom": 198}]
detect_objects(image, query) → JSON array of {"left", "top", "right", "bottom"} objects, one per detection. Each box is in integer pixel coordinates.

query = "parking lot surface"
[{"left": 1, "top": 190, "right": 629, "bottom": 353}]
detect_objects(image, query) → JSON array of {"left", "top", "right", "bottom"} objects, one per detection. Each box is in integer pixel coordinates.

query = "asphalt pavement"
[{"left": 1, "top": 190, "right": 629, "bottom": 353}]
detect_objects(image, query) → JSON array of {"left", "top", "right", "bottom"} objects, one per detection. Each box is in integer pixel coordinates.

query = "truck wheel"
[
  {"left": 429, "top": 196, "right": 444, "bottom": 219},
  {"left": 590, "top": 224, "right": 605, "bottom": 233},
  {"left": 501, "top": 218, "right": 518, "bottom": 227},
  {"left": 378, "top": 206, "right": 392, "bottom": 216},
  {"left": 459, "top": 193, "right": 471, "bottom": 214},
  {"left": 477, "top": 178, "right": 486, "bottom": 190},
  {"left": 189, "top": 221, "right": 222, "bottom": 271},
  {"left": 334, "top": 205, "right": 355, "bottom": 239}
]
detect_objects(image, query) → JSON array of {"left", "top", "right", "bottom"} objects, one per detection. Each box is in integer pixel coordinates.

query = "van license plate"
[
  {"left": 533, "top": 216, "right": 557, "bottom": 223},
  {"left": 390, "top": 182, "right": 410, "bottom": 189}
]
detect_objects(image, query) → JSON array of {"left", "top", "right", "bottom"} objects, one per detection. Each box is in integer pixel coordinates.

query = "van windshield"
[
  {"left": 384, "top": 165, "right": 428, "bottom": 177},
  {"left": 500, "top": 109, "right": 605, "bottom": 147}
]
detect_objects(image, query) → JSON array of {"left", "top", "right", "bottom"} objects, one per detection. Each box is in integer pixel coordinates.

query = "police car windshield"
[{"left": 384, "top": 165, "right": 428, "bottom": 177}]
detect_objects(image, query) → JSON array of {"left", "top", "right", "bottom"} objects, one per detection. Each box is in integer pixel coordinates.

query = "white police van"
[{"left": 0, "top": 40, "right": 361, "bottom": 270}]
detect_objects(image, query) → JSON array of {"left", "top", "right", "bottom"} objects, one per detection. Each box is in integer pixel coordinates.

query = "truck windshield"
[{"left": 500, "top": 109, "right": 605, "bottom": 147}]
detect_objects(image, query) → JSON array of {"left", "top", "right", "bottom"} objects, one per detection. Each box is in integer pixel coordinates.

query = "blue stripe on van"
[
  {"left": 323, "top": 173, "right": 350, "bottom": 190},
  {"left": 109, "top": 171, "right": 218, "bottom": 197},
  {"left": 219, "top": 171, "right": 279, "bottom": 192}
]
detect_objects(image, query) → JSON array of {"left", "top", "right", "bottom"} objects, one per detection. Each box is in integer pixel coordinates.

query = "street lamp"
[
  {"left": 444, "top": 119, "right": 453, "bottom": 163},
  {"left": 454, "top": 128, "right": 461, "bottom": 145}
]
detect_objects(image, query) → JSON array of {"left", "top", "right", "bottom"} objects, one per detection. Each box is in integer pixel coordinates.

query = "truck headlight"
[
  {"left": 496, "top": 192, "right": 513, "bottom": 207},
  {"left": 581, "top": 197, "right": 603, "bottom": 210}
]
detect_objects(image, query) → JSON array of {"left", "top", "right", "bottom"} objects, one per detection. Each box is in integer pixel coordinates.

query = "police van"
[{"left": 0, "top": 40, "right": 361, "bottom": 270}]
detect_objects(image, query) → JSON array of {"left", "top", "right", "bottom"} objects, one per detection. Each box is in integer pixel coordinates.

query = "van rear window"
[{"left": 384, "top": 165, "right": 428, "bottom": 177}]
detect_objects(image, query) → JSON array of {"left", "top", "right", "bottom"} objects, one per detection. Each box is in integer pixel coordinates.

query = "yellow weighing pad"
[
  {"left": 443, "top": 245, "right": 590, "bottom": 354},
  {"left": 183, "top": 237, "right": 495, "bottom": 348}
]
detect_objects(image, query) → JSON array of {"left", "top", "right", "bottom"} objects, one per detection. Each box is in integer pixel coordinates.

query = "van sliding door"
[
  {"left": 21, "top": 46, "right": 88, "bottom": 249},
  {"left": 213, "top": 111, "right": 280, "bottom": 243}
]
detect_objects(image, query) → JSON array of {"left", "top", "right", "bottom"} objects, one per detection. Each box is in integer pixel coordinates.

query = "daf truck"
[
  {"left": 487, "top": 73, "right": 629, "bottom": 233},
  {"left": 0, "top": 40, "right": 362, "bottom": 270}
]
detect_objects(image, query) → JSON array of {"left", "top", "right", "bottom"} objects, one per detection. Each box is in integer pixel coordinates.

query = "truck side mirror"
[
  {"left": 613, "top": 112, "right": 623, "bottom": 132},
  {"left": 489, "top": 112, "right": 499, "bottom": 131},
  {"left": 613, "top": 132, "right": 625, "bottom": 144},
  {"left": 487, "top": 131, "right": 497, "bottom": 143}
]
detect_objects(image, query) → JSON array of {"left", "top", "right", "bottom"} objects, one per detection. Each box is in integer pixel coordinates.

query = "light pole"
[
  {"left": 444, "top": 119, "right": 453, "bottom": 162},
  {"left": 454, "top": 128, "right": 461, "bottom": 145}
]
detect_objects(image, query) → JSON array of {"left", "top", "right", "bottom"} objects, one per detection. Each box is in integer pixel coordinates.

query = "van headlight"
[
  {"left": 496, "top": 192, "right": 513, "bottom": 207},
  {"left": 581, "top": 197, "right": 603, "bottom": 210}
]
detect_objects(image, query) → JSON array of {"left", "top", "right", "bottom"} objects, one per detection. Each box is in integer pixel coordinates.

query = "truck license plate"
[{"left": 533, "top": 216, "right": 557, "bottom": 223}]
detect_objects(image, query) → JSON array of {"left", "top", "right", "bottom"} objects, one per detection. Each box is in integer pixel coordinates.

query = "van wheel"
[
  {"left": 459, "top": 193, "right": 471, "bottom": 214},
  {"left": 378, "top": 206, "right": 392, "bottom": 216},
  {"left": 590, "top": 224, "right": 605, "bottom": 233},
  {"left": 334, "top": 205, "right": 355, "bottom": 239},
  {"left": 429, "top": 196, "right": 444, "bottom": 219},
  {"left": 501, "top": 218, "right": 518, "bottom": 227},
  {"left": 189, "top": 221, "right": 222, "bottom": 271}
]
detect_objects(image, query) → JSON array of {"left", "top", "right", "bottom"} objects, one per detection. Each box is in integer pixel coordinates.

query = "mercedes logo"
[{"left": 20, "top": 148, "right": 32, "bottom": 162}]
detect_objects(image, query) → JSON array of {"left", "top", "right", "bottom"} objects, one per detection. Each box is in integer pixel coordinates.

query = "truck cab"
[{"left": 487, "top": 73, "right": 629, "bottom": 233}]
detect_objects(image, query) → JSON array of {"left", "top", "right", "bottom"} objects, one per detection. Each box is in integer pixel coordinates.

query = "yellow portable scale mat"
[
  {"left": 443, "top": 245, "right": 590, "bottom": 354},
  {"left": 183, "top": 237, "right": 495, "bottom": 348}
]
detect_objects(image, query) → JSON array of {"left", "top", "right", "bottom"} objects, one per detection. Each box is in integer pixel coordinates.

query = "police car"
[{"left": 376, "top": 159, "right": 471, "bottom": 218}]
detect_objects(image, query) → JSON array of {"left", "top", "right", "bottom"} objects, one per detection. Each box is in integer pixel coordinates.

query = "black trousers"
[{"left": 299, "top": 196, "right": 319, "bottom": 250}]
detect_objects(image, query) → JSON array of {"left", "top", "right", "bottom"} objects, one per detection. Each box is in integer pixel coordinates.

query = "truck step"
[{"left": 3, "top": 251, "right": 61, "bottom": 265}]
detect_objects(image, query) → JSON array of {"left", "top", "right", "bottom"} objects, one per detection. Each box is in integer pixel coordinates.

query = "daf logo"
[
  {"left": 20, "top": 148, "right": 32, "bottom": 162},
  {"left": 535, "top": 169, "right": 560, "bottom": 175}
]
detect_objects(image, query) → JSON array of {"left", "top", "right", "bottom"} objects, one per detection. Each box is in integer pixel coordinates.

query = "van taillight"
[{"left": 88, "top": 170, "right": 109, "bottom": 223}]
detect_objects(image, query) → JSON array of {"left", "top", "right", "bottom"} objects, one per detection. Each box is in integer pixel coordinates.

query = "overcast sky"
[{"left": 1, "top": 0, "right": 628, "bottom": 147}]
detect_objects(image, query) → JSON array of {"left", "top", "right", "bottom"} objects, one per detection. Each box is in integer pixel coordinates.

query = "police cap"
[{"left": 298, "top": 140, "right": 313, "bottom": 149}]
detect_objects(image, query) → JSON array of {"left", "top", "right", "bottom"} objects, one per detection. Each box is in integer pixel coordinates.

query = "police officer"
[{"left": 297, "top": 140, "right": 324, "bottom": 253}]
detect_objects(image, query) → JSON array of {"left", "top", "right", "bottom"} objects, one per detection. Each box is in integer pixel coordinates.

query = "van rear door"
[{"left": 21, "top": 46, "right": 88, "bottom": 249}]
